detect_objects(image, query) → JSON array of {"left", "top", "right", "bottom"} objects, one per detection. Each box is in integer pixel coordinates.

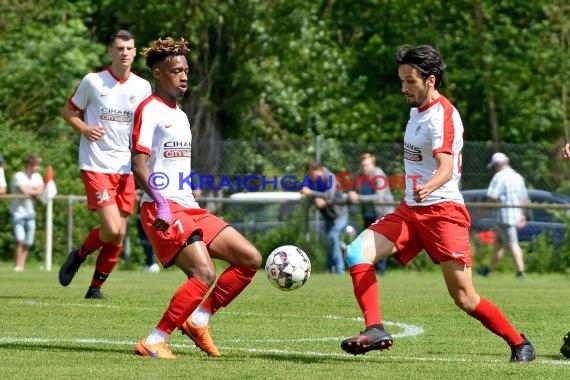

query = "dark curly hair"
[
  {"left": 396, "top": 45, "right": 446, "bottom": 88},
  {"left": 142, "top": 37, "right": 189, "bottom": 69}
]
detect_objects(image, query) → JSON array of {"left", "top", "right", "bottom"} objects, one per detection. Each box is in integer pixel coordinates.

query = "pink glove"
[{"left": 150, "top": 188, "right": 171, "bottom": 224}]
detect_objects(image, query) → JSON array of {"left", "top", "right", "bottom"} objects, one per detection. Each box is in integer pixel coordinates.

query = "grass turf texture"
[{"left": 0, "top": 265, "right": 568, "bottom": 379}]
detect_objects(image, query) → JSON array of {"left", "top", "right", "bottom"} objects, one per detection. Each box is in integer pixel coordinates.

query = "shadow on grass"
[
  {"left": 213, "top": 350, "right": 370, "bottom": 364},
  {"left": 0, "top": 342, "right": 128, "bottom": 355},
  {"left": 0, "top": 295, "right": 56, "bottom": 299}
]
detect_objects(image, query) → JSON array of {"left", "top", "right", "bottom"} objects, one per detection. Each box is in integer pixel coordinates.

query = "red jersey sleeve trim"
[
  {"left": 67, "top": 97, "right": 83, "bottom": 112},
  {"left": 131, "top": 96, "right": 154, "bottom": 155},
  {"left": 432, "top": 96, "right": 455, "bottom": 157},
  {"left": 433, "top": 147, "right": 453, "bottom": 156}
]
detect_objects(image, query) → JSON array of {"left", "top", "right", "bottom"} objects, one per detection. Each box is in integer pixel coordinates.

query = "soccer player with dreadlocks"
[{"left": 131, "top": 37, "right": 261, "bottom": 359}]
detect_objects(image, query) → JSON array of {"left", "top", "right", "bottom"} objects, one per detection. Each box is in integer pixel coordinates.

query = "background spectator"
[
  {"left": 10, "top": 154, "right": 45, "bottom": 272},
  {"left": 348, "top": 153, "right": 395, "bottom": 274},
  {"left": 301, "top": 160, "right": 348, "bottom": 274},
  {"left": 477, "top": 152, "right": 529, "bottom": 278}
]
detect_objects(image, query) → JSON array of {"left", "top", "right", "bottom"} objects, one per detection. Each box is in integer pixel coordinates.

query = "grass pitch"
[{"left": 0, "top": 264, "right": 568, "bottom": 379}]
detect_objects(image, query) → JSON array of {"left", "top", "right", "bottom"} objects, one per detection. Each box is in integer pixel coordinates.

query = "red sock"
[
  {"left": 350, "top": 263, "right": 382, "bottom": 327},
  {"left": 91, "top": 243, "right": 121, "bottom": 288},
  {"left": 80, "top": 228, "right": 104, "bottom": 258},
  {"left": 157, "top": 278, "right": 210, "bottom": 334},
  {"left": 469, "top": 297, "right": 524, "bottom": 347},
  {"left": 201, "top": 266, "right": 257, "bottom": 314}
]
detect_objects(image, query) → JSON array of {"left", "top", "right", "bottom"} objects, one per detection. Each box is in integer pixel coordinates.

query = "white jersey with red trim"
[
  {"left": 69, "top": 68, "right": 151, "bottom": 174},
  {"left": 131, "top": 95, "right": 198, "bottom": 209},
  {"left": 403, "top": 96, "right": 464, "bottom": 206}
]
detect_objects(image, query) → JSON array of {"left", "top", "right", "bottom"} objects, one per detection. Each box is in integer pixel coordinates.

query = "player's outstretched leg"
[
  {"left": 180, "top": 319, "right": 221, "bottom": 357},
  {"left": 59, "top": 249, "right": 85, "bottom": 286},
  {"left": 510, "top": 334, "right": 536, "bottom": 363},
  {"left": 341, "top": 325, "right": 393, "bottom": 355}
]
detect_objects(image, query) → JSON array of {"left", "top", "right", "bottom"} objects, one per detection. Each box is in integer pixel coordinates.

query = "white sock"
[
  {"left": 145, "top": 329, "right": 169, "bottom": 345},
  {"left": 191, "top": 306, "right": 211, "bottom": 327}
]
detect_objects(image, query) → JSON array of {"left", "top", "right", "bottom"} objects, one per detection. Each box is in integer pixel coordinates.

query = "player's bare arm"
[
  {"left": 131, "top": 151, "right": 171, "bottom": 232},
  {"left": 61, "top": 102, "right": 106, "bottom": 142},
  {"left": 413, "top": 152, "right": 454, "bottom": 203}
]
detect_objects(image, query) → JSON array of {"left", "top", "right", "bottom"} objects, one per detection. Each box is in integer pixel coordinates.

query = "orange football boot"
[
  {"left": 135, "top": 339, "right": 176, "bottom": 359},
  {"left": 180, "top": 319, "right": 221, "bottom": 357}
]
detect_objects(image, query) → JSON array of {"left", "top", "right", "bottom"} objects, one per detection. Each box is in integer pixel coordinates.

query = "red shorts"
[
  {"left": 369, "top": 201, "right": 472, "bottom": 267},
  {"left": 81, "top": 170, "right": 135, "bottom": 214},
  {"left": 140, "top": 200, "right": 229, "bottom": 268}
]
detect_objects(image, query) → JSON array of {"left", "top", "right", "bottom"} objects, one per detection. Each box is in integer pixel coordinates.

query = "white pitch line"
[
  {"left": 0, "top": 337, "right": 568, "bottom": 366},
  {"left": 8, "top": 301, "right": 425, "bottom": 338}
]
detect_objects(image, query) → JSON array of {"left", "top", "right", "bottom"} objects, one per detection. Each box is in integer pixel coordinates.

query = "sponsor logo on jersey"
[
  {"left": 163, "top": 140, "right": 191, "bottom": 158},
  {"left": 403, "top": 142, "right": 422, "bottom": 161},
  {"left": 100, "top": 108, "right": 133, "bottom": 123}
]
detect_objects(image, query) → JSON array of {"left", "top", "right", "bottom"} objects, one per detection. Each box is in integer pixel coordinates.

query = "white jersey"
[
  {"left": 68, "top": 68, "right": 152, "bottom": 174},
  {"left": 10, "top": 171, "right": 44, "bottom": 219},
  {"left": 403, "top": 96, "right": 464, "bottom": 206},
  {"left": 131, "top": 95, "right": 198, "bottom": 209}
]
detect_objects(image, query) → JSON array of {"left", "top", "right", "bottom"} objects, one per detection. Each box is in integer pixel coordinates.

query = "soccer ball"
[{"left": 265, "top": 245, "right": 311, "bottom": 291}]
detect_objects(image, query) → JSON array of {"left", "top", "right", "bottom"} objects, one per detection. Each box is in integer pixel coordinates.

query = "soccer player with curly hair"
[{"left": 131, "top": 37, "right": 262, "bottom": 359}]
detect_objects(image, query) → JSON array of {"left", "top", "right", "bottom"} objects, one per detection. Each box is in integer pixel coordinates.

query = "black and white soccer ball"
[{"left": 265, "top": 245, "right": 311, "bottom": 291}]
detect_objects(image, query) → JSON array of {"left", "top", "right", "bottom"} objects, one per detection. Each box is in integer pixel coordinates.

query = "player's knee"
[
  {"left": 246, "top": 248, "right": 263, "bottom": 269},
  {"left": 196, "top": 267, "right": 217, "bottom": 286},
  {"left": 231, "top": 247, "right": 262, "bottom": 269},
  {"left": 346, "top": 233, "right": 370, "bottom": 267},
  {"left": 190, "top": 260, "right": 216, "bottom": 286},
  {"left": 101, "top": 225, "right": 125, "bottom": 244},
  {"left": 450, "top": 290, "right": 478, "bottom": 312}
]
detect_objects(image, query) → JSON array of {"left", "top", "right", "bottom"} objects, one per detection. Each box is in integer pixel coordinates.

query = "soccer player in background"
[
  {"left": 341, "top": 45, "right": 536, "bottom": 362},
  {"left": 59, "top": 30, "right": 152, "bottom": 298},
  {"left": 131, "top": 37, "right": 261, "bottom": 359}
]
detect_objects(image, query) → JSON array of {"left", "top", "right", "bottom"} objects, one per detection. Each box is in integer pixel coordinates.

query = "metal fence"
[
  {"left": 193, "top": 139, "right": 570, "bottom": 197},
  {"left": 2, "top": 140, "right": 570, "bottom": 271}
]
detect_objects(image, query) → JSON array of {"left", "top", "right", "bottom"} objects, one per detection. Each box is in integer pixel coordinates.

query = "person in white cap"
[{"left": 478, "top": 152, "right": 528, "bottom": 278}]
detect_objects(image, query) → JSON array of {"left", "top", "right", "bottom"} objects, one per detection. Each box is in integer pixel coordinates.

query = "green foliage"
[
  {"left": 4, "top": 0, "right": 570, "bottom": 144},
  {"left": 243, "top": 206, "right": 329, "bottom": 272},
  {"left": 525, "top": 234, "right": 560, "bottom": 273},
  {"left": 3, "top": 1, "right": 570, "bottom": 272},
  {"left": 0, "top": 0, "right": 104, "bottom": 136},
  {"left": 556, "top": 213, "right": 570, "bottom": 273}
]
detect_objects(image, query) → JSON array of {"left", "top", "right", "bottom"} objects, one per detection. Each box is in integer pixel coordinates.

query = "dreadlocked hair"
[{"left": 142, "top": 37, "right": 189, "bottom": 69}]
